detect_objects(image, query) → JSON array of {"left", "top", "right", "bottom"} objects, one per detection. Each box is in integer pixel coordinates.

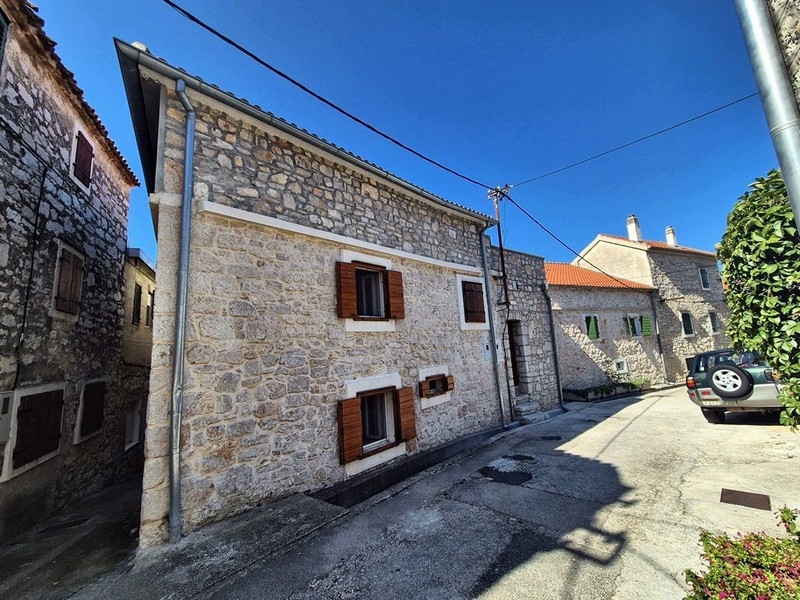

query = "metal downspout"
[
  {"left": 169, "top": 79, "right": 196, "bottom": 543},
  {"left": 540, "top": 284, "right": 565, "bottom": 411},
  {"left": 480, "top": 227, "right": 508, "bottom": 428},
  {"left": 734, "top": 0, "right": 800, "bottom": 231}
]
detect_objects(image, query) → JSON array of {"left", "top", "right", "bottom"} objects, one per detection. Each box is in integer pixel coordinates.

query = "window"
[
  {"left": 132, "top": 283, "right": 142, "bottom": 325},
  {"left": 146, "top": 289, "right": 155, "bottom": 327},
  {"left": 625, "top": 315, "right": 654, "bottom": 338},
  {"left": 709, "top": 311, "right": 721, "bottom": 334},
  {"left": 419, "top": 374, "right": 454, "bottom": 398},
  {"left": 12, "top": 388, "right": 64, "bottom": 470},
  {"left": 461, "top": 281, "right": 486, "bottom": 324},
  {"left": 585, "top": 315, "right": 600, "bottom": 340},
  {"left": 699, "top": 267, "right": 711, "bottom": 290},
  {"left": 71, "top": 131, "right": 94, "bottom": 189},
  {"left": 124, "top": 399, "right": 142, "bottom": 450},
  {"left": 0, "top": 9, "right": 8, "bottom": 68},
  {"left": 338, "top": 386, "right": 415, "bottom": 464},
  {"left": 336, "top": 261, "right": 404, "bottom": 320},
  {"left": 74, "top": 380, "right": 105, "bottom": 443},
  {"left": 681, "top": 312, "right": 695, "bottom": 336},
  {"left": 54, "top": 244, "right": 84, "bottom": 316},
  {"left": 614, "top": 359, "right": 629, "bottom": 374}
]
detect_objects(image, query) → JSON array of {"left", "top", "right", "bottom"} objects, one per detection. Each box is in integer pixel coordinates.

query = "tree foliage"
[{"left": 716, "top": 170, "right": 800, "bottom": 427}]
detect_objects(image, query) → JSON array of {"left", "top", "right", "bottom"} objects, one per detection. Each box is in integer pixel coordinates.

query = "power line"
[
  {"left": 162, "top": 0, "right": 490, "bottom": 190},
  {"left": 511, "top": 93, "right": 759, "bottom": 188}
]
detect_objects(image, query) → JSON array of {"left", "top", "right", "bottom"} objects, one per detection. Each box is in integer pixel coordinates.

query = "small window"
[
  {"left": 75, "top": 381, "right": 105, "bottom": 442},
  {"left": 336, "top": 261, "right": 404, "bottom": 320},
  {"left": 699, "top": 267, "right": 710, "bottom": 290},
  {"left": 0, "top": 9, "right": 9, "bottom": 68},
  {"left": 419, "top": 374, "right": 455, "bottom": 398},
  {"left": 54, "top": 245, "right": 84, "bottom": 316},
  {"left": 585, "top": 315, "right": 600, "bottom": 340},
  {"left": 132, "top": 283, "right": 143, "bottom": 325},
  {"left": 625, "top": 316, "right": 642, "bottom": 337},
  {"left": 338, "top": 386, "right": 415, "bottom": 464},
  {"left": 124, "top": 399, "right": 142, "bottom": 450},
  {"left": 614, "top": 359, "right": 629, "bottom": 374},
  {"left": 709, "top": 311, "right": 721, "bottom": 334},
  {"left": 12, "top": 389, "right": 64, "bottom": 470},
  {"left": 461, "top": 281, "right": 486, "bottom": 323},
  {"left": 681, "top": 312, "right": 695, "bottom": 336},
  {"left": 71, "top": 131, "right": 94, "bottom": 189},
  {"left": 145, "top": 289, "right": 155, "bottom": 327}
]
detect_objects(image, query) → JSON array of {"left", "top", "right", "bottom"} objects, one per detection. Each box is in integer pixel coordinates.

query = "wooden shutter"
[
  {"left": 73, "top": 131, "right": 94, "bottom": 187},
  {"left": 338, "top": 396, "right": 362, "bottom": 464},
  {"left": 586, "top": 316, "right": 599, "bottom": 340},
  {"left": 386, "top": 270, "right": 405, "bottom": 319},
  {"left": 396, "top": 386, "right": 416, "bottom": 442},
  {"left": 336, "top": 261, "right": 357, "bottom": 318},
  {"left": 13, "top": 390, "right": 64, "bottom": 469},
  {"left": 68, "top": 254, "right": 84, "bottom": 314},
  {"left": 462, "top": 282, "right": 486, "bottom": 323},
  {"left": 55, "top": 250, "right": 74, "bottom": 313},
  {"left": 419, "top": 379, "right": 431, "bottom": 398},
  {"left": 132, "top": 283, "right": 142, "bottom": 325},
  {"left": 80, "top": 381, "right": 105, "bottom": 438},
  {"left": 447, "top": 375, "right": 455, "bottom": 392},
  {"left": 641, "top": 315, "right": 652, "bottom": 336}
]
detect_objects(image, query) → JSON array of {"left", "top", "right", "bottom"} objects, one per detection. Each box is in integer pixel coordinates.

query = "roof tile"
[{"left": 545, "top": 262, "right": 653, "bottom": 290}]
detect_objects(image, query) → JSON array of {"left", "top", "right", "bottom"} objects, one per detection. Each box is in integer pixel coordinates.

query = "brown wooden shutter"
[
  {"left": 132, "top": 283, "right": 142, "bottom": 325},
  {"left": 386, "top": 270, "right": 405, "bottom": 319},
  {"left": 55, "top": 250, "right": 74, "bottom": 313},
  {"left": 68, "top": 254, "right": 84, "bottom": 314},
  {"left": 338, "top": 397, "right": 362, "bottom": 464},
  {"left": 80, "top": 381, "right": 105, "bottom": 438},
  {"left": 13, "top": 390, "right": 64, "bottom": 469},
  {"left": 419, "top": 379, "right": 431, "bottom": 398},
  {"left": 396, "top": 386, "right": 416, "bottom": 442},
  {"left": 462, "top": 282, "right": 486, "bottom": 323},
  {"left": 73, "top": 131, "right": 93, "bottom": 187},
  {"left": 336, "top": 261, "right": 357, "bottom": 318},
  {"left": 447, "top": 375, "right": 455, "bottom": 392}
]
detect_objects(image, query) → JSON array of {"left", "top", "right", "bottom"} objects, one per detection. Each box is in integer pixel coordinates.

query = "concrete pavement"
[{"left": 5, "top": 387, "right": 799, "bottom": 599}]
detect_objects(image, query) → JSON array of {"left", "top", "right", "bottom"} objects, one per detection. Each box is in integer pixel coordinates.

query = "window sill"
[
  {"left": 1, "top": 449, "right": 60, "bottom": 482},
  {"left": 421, "top": 391, "right": 451, "bottom": 410},
  {"left": 460, "top": 321, "right": 489, "bottom": 331},
  {"left": 73, "top": 428, "right": 102, "bottom": 445},
  {"left": 48, "top": 307, "right": 79, "bottom": 323},
  {"left": 345, "top": 319, "right": 396, "bottom": 333},
  {"left": 345, "top": 442, "right": 407, "bottom": 477},
  {"left": 124, "top": 439, "right": 140, "bottom": 451}
]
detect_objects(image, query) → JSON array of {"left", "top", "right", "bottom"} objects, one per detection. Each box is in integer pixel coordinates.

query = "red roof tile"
[{"left": 545, "top": 263, "right": 653, "bottom": 290}]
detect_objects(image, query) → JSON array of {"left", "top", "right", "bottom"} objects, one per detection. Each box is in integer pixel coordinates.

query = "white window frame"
[
  {"left": 124, "top": 398, "right": 142, "bottom": 450},
  {"left": 0, "top": 382, "right": 66, "bottom": 482},
  {"left": 456, "top": 274, "right": 489, "bottom": 331},
  {"left": 614, "top": 359, "right": 629, "bottom": 375},
  {"left": 625, "top": 315, "right": 642, "bottom": 337},
  {"left": 68, "top": 125, "right": 94, "bottom": 195},
  {"left": 681, "top": 312, "right": 695, "bottom": 337},
  {"left": 73, "top": 377, "right": 108, "bottom": 445},
  {"left": 341, "top": 249, "right": 396, "bottom": 333},
  {"left": 698, "top": 267, "right": 711, "bottom": 290},
  {"left": 418, "top": 365, "right": 451, "bottom": 410},
  {"left": 343, "top": 373, "right": 407, "bottom": 476}
]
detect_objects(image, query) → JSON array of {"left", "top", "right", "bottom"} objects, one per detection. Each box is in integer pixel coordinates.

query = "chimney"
[
  {"left": 665, "top": 226, "right": 677, "bottom": 246},
  {"left": 626, "top": 215, "right": 642, "bottom": 242}
]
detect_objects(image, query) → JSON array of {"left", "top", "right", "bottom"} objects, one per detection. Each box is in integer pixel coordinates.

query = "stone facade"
[
  {"left": 547, "top": 287, "right": 663, "bottom": 390},
  {"left": 768, "top": 0, "right": 800, "bottom": 106},
  {"left": 0, "top": 3, "right": 138, "bottom": 538},
  {"left": 576, "top": 219, "right": 730, "bottom": 382},
  {"left": 122, "top": 249, "right": 155, "bottom": 368},
  {"left": 118, "top": 45, "right": 559, "bottom": 547}
]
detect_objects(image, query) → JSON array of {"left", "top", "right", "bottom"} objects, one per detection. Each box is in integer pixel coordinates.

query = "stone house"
[
  {"left": 0, "top": 2, "right": 140, "bottom": 537},
  {"left": 574, "top": 216, "right": 730, "bottom": 382},
  {"left": 116, "top": 40, "right": 559, "bottom": 546},
  {"left": 544, "top": 262, "right": 665, "bottom": 390}
]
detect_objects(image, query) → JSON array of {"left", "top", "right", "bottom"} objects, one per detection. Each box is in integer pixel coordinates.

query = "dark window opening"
[
  {"left": 79, "top": 381, "right": 105, "bottom": 439},
  {"left": 355, "top": 267, "right": 385, "bottom": 318},
  {"left": 72, "top": 131, "right": 94, "bottom": 188},
  {"left": 13, "top": 389, "right": 64, "bottom": 469},
  {"left": 146, "top": 289, "right": 155, "bottom": 327},
  {"left": 0, "top": 9, "right": 9, "bottom": 68},
  {"left": 132, "top": 283, "right": 142, "bottom": 325},
  {"left": 681, "top": 312, "right": 694, "bottom": 336}
]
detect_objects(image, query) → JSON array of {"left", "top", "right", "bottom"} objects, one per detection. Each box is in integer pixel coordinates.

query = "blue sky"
[{"left": 36, "top": 0, "right": 778, "bottom": 264}]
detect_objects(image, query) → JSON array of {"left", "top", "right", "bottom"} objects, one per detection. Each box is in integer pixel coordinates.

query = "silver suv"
[{"left": 685, "top": 349, "right": 783, "bottom": 424}]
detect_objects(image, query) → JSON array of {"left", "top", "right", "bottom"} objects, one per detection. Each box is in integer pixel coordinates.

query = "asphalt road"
[{"left": 189, "top": 387, "right": 799, "bottom": 600}]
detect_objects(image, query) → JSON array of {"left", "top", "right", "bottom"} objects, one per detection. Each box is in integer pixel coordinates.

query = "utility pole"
[{"left": 488, "top": 185, "right": 512, "bottom": 307}]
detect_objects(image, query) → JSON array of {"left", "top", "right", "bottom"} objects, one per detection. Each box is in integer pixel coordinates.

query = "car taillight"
[{"left": 686, "top": 376, "right": 696, "bottom": 389}]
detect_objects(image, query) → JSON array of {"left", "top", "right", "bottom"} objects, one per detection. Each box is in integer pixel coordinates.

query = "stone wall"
[
  {"left": 0, "top": 3, "right": 137, "bottom": 538},
  {"left": 648, "top": 252, "right": 730, "bottom": 380},
  {"left": 138, "top": 81, "right": 507, "bottom": 546},
  {"left": 121, "top": 255, "right": 155, "bottom": 367},
  {"left": 547, "top": 287, "right": 664, "bottom": 390},
  {"left": 768, "top": 0, "right": 800, "bottom": 106}
]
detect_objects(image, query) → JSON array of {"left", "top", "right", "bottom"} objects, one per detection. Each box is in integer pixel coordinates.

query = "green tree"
[{"left": 716, "top": 169, "right": 800, "bottom": 427}]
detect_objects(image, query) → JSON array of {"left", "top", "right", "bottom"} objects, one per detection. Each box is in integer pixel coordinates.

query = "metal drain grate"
[{"left": 720, "top": 488, "right": 771, "bottom": 511}]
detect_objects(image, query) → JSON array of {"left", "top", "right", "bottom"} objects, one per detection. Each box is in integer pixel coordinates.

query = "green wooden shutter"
[
  {"left": 641, "top": 315, "right": 652, "bottom": 336},
  {"left": 586, "top": 316, "right": 599, "bottom": 340}
]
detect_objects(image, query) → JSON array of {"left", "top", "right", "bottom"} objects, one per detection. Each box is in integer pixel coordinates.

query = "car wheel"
[
  {"left": 706, "top": 364, "right": 753, "bottom": 398},
  {"left": 701, "top": 408, "right": 726, "bottom": 424}
]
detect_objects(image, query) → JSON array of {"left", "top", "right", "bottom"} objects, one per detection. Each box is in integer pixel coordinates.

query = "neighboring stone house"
[
  {"left": 545, "top": 262, "right": 665, "bottom": 390},
  {"left": 116, "top": 40, "right": 559, "bottom": 546},
  {"left": 0, "top": 2, "right": 139, "bottom": 537},
  {"left": 574, "top": 216, "right": 730, "bottom": 382}
]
